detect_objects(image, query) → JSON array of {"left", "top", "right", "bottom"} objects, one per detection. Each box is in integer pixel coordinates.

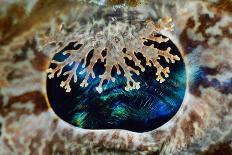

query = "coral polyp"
[{"left": 40, "top": 16, "right": 180, "bottom": 93}]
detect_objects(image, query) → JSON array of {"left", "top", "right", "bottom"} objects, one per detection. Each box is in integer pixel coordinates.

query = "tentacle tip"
[
  {"left": 60, "top": 81, "right": 65, "bottom": 88},
  {"left": 165, "top": 74, "right": 169, "bottom": 78},
  {"left": 135, "top": 82, "right": 140, "bottom": 89},
  {"left": 135, "top": 71, "right": 140, "bottom": 75},
  {"left": 96, "top": 87, "right": 103, "bottom": 93},
  {"left": 117, "top": 71, "right": 121, "bottom": 75},
  {"left": 111, "top": 77, "right": 116, "bottom": 82},
  {"left": 80, "top": 80, "right": 88, "bottom": 87},
  {"left": 175, "top": 55, "right": 180, "bottom": 61},
  {"left": 125, "top": 87, "right": 129, "bottom": 91},
  {"left": 66, "top": 88, "right": 71, "bottom": 92},
  {"left": 48, "top": 74, "right": 54, "bottom": 79}
]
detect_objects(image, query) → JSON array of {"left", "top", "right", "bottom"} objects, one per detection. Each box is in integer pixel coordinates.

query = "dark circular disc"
[{"left": 46, "top": 35, "right": 187, "bottom": 133}]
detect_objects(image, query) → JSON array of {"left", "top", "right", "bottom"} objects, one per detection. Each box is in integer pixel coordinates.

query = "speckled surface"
[{"left": 0, "top": 0, "right": 231, "bottom": 155}]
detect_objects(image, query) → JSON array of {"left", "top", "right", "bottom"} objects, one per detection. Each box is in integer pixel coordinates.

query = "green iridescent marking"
[{"left": 72, "top": 112, "right": 88, "bottom": 127}]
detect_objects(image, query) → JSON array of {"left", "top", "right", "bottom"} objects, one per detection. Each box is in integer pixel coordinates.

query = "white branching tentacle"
[
  {"left": 41, "top": 16, "right": 180, "bottom": 93},
  {"left": 60, "top": 62, "right": 79, "bottom": 92}
]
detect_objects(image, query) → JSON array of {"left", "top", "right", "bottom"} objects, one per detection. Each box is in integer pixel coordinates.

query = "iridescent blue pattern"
[{"left": 46, "top": 38, "right": 187, "bottom": 132}]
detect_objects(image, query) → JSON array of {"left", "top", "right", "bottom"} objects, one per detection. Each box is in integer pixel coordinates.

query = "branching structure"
[{"left": 40, "top": 16, "right": 180, "bottom": 93}]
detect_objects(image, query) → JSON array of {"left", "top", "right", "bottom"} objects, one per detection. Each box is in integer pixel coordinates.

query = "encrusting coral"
[{"left": 39, "top": 16, "right": 180, "bottom": 93}]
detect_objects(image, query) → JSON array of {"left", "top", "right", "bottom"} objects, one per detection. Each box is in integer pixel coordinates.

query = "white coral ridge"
[{"left": 43, "top": 17, "right": 180, "bottom": 93}]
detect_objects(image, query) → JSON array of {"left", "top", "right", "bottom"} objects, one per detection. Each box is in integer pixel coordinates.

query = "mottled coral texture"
[{"left": 0, "top": 0, "right": 231, "bottom": 155}]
